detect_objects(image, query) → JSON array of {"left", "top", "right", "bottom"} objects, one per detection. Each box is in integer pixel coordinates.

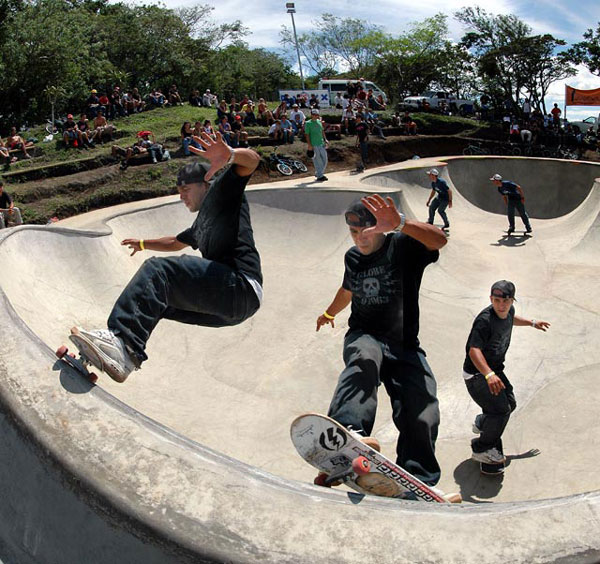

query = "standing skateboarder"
[
  {"left": 315, "top": 195, "right": 449, "bottom": 494},
  {"left": 490, "top": 174, "right": 532, "bottom": 235},
  {"left": 463, "top": 280, "right": 550, "bottom": 469},
  {"left": 425, "top": 169, "right": 452, "bottom": 230},
  {"left": 69, "top": 132, "right": 263, "bottom": 382}
]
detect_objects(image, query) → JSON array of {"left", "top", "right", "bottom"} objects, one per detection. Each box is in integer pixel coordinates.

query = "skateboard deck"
[
  {"left": 291, "top": 413, "right": 459, "bottom": 503},
  {"left": 505, "top": 230, "right": 532, "bottom": 237},
  {"left": 55, "top": 345, "right": 99, "bottom": 384}
]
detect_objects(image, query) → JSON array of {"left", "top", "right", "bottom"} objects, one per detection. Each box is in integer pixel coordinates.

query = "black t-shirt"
[
  {"left": 355, "top": 122, "right": 369, "bottom": 142},
  {"left": 342, "top": 232, "right": 439, "bottom": 348},
  {"left": 498, "top": 181, "right": 522, "bottom": 201},
  {"left": 0, "top": 191, "right": 12, "bottom": 208},
  {"left": 463, "top": 304, "right": 515, "bottom": 374},
  {"left": 63, "top": 119, "right": 77, "bottom": 131},
  {"left": 176, "top": 167, "right": 262, "bottom": 285},
  {"left": 431, "top": 178, "right": 450, "bottom": 201}
]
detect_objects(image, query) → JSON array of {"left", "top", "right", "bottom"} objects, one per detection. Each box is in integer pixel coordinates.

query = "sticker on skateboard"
[{"left": 291, "top": 413, "right": 461, "bottom": 503}]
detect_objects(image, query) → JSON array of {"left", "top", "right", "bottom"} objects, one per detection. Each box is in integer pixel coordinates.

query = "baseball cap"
[
  {"left": 91, "top": 89, "right": 97, "bottom": 94},
  {"left": 427, "top": 169, "right": 439, "bottom": 176},
  {"left": 490, "top": 173, "right": 502, "bottom": 181},
  {"left": 491, "top": 280, "right": 516, "bottom": 299},
  {"left": 345, "top": 200, "right": 376, "bottom": 228},
  {"left": 311, "top": 108, "right": 320, "bottom": 115},
  {"left": 176, "top": 162, "right": 211, "bottom": 187}
]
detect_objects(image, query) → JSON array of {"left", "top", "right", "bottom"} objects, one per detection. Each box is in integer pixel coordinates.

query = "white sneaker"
[
  {"left": 69, "top": 327, "right": 136, "bottom": 383},
  {"left": 471, "top": 448, "right": 506, "bottom": 465}
]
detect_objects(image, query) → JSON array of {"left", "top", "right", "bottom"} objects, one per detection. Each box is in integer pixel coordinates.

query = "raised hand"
[
  {"left": 361, "top": 194, "right": 402, "bottom": 234},
  {"left": 189, "top": 131, "right": 232, "bottom": 181}
]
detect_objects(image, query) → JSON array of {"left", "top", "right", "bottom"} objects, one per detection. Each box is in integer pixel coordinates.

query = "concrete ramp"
[{"left": 1, "top": 157, "right": 600, "bottom": 563}]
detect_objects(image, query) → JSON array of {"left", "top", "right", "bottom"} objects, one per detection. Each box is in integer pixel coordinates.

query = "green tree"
[{"left": 567, "top": 24, "right": 600, "bottom": 76}]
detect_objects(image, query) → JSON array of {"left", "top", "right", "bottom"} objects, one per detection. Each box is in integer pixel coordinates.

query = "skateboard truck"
[
  {"left": 314, "top": 456, "right": 371, "bottom": 487},
  {"left": 56, "top": 345, "right": 99, "bottom": 384}
]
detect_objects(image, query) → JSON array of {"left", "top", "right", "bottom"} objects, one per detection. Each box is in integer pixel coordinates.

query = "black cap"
[
  {"left": 176, "top": 162, "right": 211, "bottom": 187},
  {"left": 491, "top": 280, "right": 516, "bottom": 299},
  {"left": 345, "top": 199, "right": 376, "bottom": 227}
]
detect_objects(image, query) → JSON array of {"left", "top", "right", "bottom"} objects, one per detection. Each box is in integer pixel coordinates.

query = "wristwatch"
[{"left": 393, "top": 213, "right": 406, "bottom": 232}]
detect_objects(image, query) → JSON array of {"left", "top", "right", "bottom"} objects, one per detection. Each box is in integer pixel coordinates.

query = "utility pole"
[{"left": 286, "top": 3, "right": 305, "bottom": 90}]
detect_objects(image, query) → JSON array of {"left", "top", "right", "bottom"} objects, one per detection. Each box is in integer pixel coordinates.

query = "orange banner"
[{"left": 565, "top": 85, "right": 600, "bottom": 106}]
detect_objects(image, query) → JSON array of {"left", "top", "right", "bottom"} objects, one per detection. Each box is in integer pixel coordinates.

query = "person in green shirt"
[{"left": 304, "top": 109, "right": 329, "bottom": 182}]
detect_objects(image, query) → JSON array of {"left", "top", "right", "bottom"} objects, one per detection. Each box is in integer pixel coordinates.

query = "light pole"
[{"left": 286, "top": 2, "right": 305, "bottom": 91}]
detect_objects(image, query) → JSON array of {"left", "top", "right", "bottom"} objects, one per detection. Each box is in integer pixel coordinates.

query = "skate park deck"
[{"left": 0, "top": 156, "right": 599, "bottom": 563}]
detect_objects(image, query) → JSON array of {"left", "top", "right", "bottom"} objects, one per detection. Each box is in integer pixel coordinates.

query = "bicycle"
[
  {"left": 268, "top": 147, "right": 309, "bottom": 176},
  {"left": 462, "top": 142, "right": 489, "bottom": 155}
]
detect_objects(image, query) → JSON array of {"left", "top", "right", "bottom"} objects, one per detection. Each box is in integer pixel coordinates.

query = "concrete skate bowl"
[{"left": 0, "top": 165, "right": 599, "bottom": 564}]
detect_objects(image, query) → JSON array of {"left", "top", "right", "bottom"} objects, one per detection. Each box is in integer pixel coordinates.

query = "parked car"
[
  {"left": 402, "top": 91, "right": 474, "bottom": 115},
  {"left": 568, "top": 114, "right": 600, "bottom": 134}
]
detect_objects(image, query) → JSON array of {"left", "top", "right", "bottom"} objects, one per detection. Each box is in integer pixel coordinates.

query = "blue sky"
[{"left": 141, "top": 0, "right": 600, "bottom": 118}]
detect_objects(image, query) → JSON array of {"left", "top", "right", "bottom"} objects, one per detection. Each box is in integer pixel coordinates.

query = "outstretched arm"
[
  {"left": 121, "top": 236, "right": 188, "bottom": 256},
  {"left": 361, "top": 194, "right": 447, "bottom": 251},
  {"left": 190, "top": 131, "right": 260, "bottom": 180},
  {"left": 514, "top": 315, "right": 550, "bottom": 331},
  {"left": 316, "top": 287, "right": 352, "bottom": 331}
]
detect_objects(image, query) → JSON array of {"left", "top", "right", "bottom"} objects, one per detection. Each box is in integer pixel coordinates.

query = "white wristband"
[
  {"left": 394, "top": 213, "right": 406, "bottom": 232},
  {"left": 531, "top": 319, "right": 536, "bottom": 328},
  {"left": 227, "top": 147, "right": 235, "bottom": 166}
]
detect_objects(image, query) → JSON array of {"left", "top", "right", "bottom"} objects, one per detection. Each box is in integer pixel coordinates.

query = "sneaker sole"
[
  {"left": 471, "top": 452, "right": 506, "bottom": 465},
  {"left": 69, "top": 328, "right": 128, "bottom": 383}
]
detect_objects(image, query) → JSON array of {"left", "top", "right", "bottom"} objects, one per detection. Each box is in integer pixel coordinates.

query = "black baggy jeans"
[
  {"left": 327, "top": 330, "right": 441, "bottom": 486},
  {"left": 108, "top": 255, "right": 260, "bottom": 367},
  {"left": 465, "top": 371, "right": 516, "bottom": 454}
]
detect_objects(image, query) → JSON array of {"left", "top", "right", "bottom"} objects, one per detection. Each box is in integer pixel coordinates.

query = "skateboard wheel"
[
  {"left": 88, "top": 373, "right": 99, "bottom": 384},
  {"left": 314, "top": 473, "right": 330, "bottom": 487},
  {"left": 352, "top": 456, "right": 371, "bottom": 475},
  {"left": 56, "top": 345, "right": 68, "bottom": 358}
]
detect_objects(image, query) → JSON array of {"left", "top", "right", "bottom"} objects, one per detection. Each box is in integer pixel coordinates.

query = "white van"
[{"left": 318, "top": 79, "right": 388, "bottom": 104}]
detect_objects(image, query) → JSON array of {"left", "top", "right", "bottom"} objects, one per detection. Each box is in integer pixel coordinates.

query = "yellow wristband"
[
  {"left": 484, "top": 371, "right": 495, "bottom": 381},
  {"left": 323, "top": 311, "right": 335, "bottom": 320},
  {"left": 139, "top": 239, "right": 145, "bottom": 250}
]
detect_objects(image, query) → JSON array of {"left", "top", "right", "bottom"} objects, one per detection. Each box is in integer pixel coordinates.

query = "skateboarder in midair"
[
  {"left": 70, "top": 132, "right": 263, "bottom": 382},
  {"left": 463, "top": 280, "right": 550, "bottom": 467},
  {"left": 490, "top": 174, "right": 532, "bottom": 235},
  {"left": 425, "top": 169, "right": 452, "bottom": 230},
  {"left": 315, "top": 195, "right": 448, "bottom": 493}
]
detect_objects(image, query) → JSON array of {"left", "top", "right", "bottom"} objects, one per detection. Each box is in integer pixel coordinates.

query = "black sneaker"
[
  {"left": 316, "top": 176, "right": 328, "bottom": 182},
  {"left": 525, "top": 227, "right": 532, "bottom": 233}
]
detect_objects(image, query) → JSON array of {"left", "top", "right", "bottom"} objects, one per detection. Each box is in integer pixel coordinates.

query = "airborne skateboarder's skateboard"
[
  {"left": 291, "top": 413, "right": 461, "bottom": 503},
  {"left": 55, "top": 345, "right": 99, "bottom": 384}
]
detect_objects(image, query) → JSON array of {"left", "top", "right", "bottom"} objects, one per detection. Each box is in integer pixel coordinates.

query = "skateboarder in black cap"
[
  {"left": 316, "top": 195, "right": 448, "bottom": 489},
  {"left": 463, "top": 280, "right": 550, "bottom": 467},
  {"left": 69, "top": 132, "right": 263, "bottom": 382}
]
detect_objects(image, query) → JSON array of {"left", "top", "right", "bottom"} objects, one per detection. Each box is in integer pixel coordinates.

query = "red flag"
[{"left": 565, "top": 85, "right": 600, "bottom": 106}]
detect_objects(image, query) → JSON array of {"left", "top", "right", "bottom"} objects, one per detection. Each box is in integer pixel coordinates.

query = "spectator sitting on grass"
[
  {"left": 218, "top": 116, "right": 233, "bottom": 146},
  {"left": 168, "top": 84, "right": 183, "bottom": 106},
  {"left": 181, "top": 121, "right": 201, "bottom": 156},
  {"left": 291, "top": 113, "right": 305, "bottom": 140},
  {"left": 243, "top": 103, "right": 257, "bottom": 126},
  {"left": 202, "top": 89, "right": 217, "bottom": 107},
  {"left": 148, "top": 89, "right": 165, "bottom": 108},
  {"left": 77, "top": 114, "right": 96, "bottom": 147},
  {"left": 189, "top": 89, "right": 202, "bottom": 107},
  {"left": 132, "top": 88, "right": 145, "bottom": 112},
  {"left": 229, "top": 97, "right": 240, "bottom": 113},
  {"left": 112, "top": 131, "right": 166, "bottom": 169},
  {"left": 202, "top": 119, "right": 216, "bottom": 139},
  {"left": 365, "top": 110, "right": 386, "bottom": 139},
  {"left": 279, "top": 114, "right": 294, "bottom": 144},
  {"left": 62, "top": 115, "right": 83, "bottom": 148},
  {"left": 273, "top": 100, "right": 288, "bottom": 120},
  {"left": 217, "top": 100, "right": 230, "bottom": 122},
  {"left": 257, "top": 99, "right": 274, "bottom": 125},
  {"left": 401, "top": 111, "right": 417, "bottom": 135},
  {"left": 98, "top": 91, "right": 111, "bottom": 117},
  {"left": 93, "top": 109, "right": 116, "bottom": 143},
  {"left": 86, "top": 89, "right": 101, "bottom": 118},
  {"left": 268, "top": 119, "right": 283, "bottom": 141},
  {"left": 6, "top": 126, "right": 33, "bottom": 158},
  {"left": 0, "top": 138, "right": 18, "bottom": 171},
  {"left": 231, "top": 114, "right": 249, "bottom": 148},
  {"left": 111, "top": 87, "right": 127, "bottom": 117},
  {"left": 391, "top": 111, "right": 401, "bottom": 127},
  {"left": 289, "top": 104, "right": 305, "bottom": 125}
]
